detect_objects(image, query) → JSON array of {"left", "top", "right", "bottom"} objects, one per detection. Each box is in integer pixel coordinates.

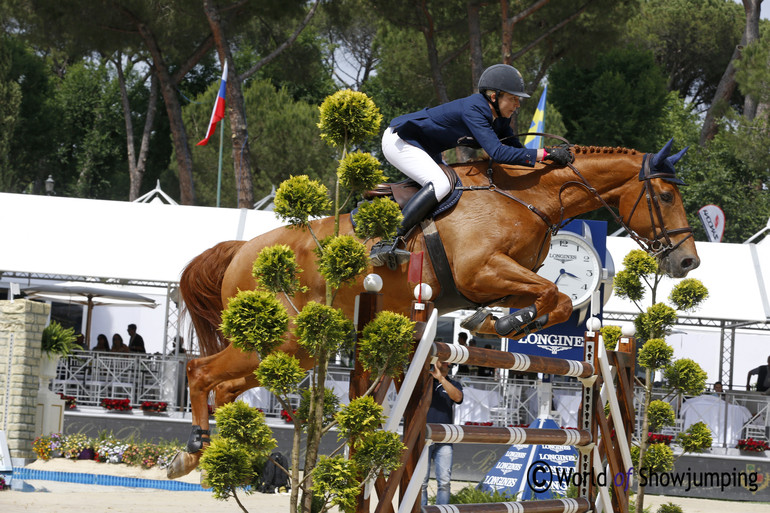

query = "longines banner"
[{"left": 507, "top": 220, "right": 609, "bottom": 361}]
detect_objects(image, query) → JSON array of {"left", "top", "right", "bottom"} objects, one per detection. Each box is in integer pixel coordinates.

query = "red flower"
[{"left": 737, "top": 438, "right": 770, "bottom": 452}]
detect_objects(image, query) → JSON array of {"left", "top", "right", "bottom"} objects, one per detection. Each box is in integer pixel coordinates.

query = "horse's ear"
[
  {"left": 667, "top": 146, "right": 688, "bottom": 165},
  {"left": 651, "top": 138, "right": 674, "bottom": 169}
]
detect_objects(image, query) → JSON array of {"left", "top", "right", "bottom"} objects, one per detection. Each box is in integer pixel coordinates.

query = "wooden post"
[{"left": 399, "top": 299, "right": 434, "bottom": 513}]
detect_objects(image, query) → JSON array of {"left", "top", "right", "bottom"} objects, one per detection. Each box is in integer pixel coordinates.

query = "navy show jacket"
[{"left": 389, "top": 93, "right": 538, "bottom": 166}]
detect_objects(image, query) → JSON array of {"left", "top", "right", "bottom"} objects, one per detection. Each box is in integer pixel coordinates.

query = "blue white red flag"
[
  {"left": 523, "top": 84, "right": 547, "bottom": 150},
  {"left": 197, "top": 61, "right": 228, "bottom": 146}
]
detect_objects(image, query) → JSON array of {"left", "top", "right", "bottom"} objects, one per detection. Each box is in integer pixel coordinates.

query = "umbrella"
[{"left": 23, "top": 283, "right": 158, "bottom": 347}]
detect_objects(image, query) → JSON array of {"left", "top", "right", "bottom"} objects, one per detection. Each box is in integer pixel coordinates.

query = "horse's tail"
[{"left": 180, "top": 240, "right": 246, "bottom": 357}]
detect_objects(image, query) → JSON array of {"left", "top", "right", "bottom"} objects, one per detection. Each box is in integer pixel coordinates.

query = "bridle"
[
  {"left": 559, "top": 150, "right": 694, "bottom": 258},
  {"left": 460, "top": 134, "right": 693, "bottom": 261}
]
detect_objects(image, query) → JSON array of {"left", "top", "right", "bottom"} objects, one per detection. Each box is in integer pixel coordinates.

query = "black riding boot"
[{"left": 369, "top": 184, "right": 439, "bottom": 269}]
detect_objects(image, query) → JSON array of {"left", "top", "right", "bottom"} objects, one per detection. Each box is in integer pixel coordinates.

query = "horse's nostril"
[{"left": 681, "top": 257, "right": 697, "bottom": 270}]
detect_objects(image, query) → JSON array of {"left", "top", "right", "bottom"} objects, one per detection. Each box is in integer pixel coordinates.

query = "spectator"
[
  {"left": 111, "top": 333, "right": 130, "bottom": 353},
  {"left": 74, "top": 333, "right": 87, "bottom": 350},
  {"left": 422, "top": 360, "right": 463, "bottom": 505},
  {"left": 746, "top": 356, "right": 770, "bottom": 394},
  {"left": 169, "top": 336, "right": 186, "bottom": 355},
  {"left": 92, "top": 333, "right": 110, "bottom": 352},
  {"left": 127, "top": 323, "right": 146, "bottom": 354}
]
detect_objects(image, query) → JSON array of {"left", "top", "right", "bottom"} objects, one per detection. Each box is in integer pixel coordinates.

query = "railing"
[
  {"left": 52, "top": 351, "right": 770, "bottom": 447},
  {"left": 52, "top": 351, "right": 188, "bottom": 409}
]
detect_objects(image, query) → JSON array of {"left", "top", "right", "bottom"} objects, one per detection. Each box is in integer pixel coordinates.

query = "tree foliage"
[{"left": 549, "top": 46, "right": 668, "bottom": 149}]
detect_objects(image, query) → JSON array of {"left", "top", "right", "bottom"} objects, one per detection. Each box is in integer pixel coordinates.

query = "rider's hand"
[{"left": 544, "top": 146, "right": 573, "bottom": 166}]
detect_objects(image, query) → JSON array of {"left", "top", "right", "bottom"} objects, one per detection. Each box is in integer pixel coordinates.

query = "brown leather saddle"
[{"left": 363, "top": 164, "right": 458, "bottom": 208}]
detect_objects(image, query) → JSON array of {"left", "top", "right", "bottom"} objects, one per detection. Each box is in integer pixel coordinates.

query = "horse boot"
[{"left": 369, "top": 183, "right": 439, "bottom": 270}]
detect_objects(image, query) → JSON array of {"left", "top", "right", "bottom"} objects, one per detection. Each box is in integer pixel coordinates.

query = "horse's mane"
[
  {"left": 572, "top": 145, "right": 639, "bottom": 155},
  {"left": 450, "top": 145, "right": 640, "bottom": 170}
]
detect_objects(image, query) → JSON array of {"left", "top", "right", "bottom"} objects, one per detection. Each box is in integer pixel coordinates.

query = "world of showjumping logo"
[{"left": 526, "top": 460, "right": 760, "bottom": 494}]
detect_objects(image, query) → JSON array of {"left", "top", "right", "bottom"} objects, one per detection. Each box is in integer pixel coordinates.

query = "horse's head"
[{"left": 618, "top": 139, "right": 700, "bottom": 277}]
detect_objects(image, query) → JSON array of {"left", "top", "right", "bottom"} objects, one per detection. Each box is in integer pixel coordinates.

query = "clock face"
[{"left": 538, "top": 232, "right": 602, "bottom": 307}]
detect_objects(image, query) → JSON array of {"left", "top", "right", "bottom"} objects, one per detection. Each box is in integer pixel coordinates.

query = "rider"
[{"left": 369, "top": 63, "right": 572, "bottom": 268}]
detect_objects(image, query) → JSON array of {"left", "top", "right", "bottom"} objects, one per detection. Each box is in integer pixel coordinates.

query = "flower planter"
[{"left": 141, "top": 410, "right": 167, "bottom": 416}]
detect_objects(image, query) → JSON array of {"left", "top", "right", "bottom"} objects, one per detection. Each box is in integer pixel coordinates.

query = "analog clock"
[{"left": 538, "top": 232, "right": 602, "bottom": 308}]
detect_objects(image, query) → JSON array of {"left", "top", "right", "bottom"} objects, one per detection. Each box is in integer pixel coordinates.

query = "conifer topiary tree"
[
  {"left": 202, "top": 89, "right": 408, "bottom": 513},
  {"left": 608, "top": 250, "right": 710, "bottom": 513}
]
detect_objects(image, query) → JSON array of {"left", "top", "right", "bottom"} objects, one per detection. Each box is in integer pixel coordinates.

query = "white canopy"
[
  {"left": 0, "top": 192, "right": 285, "bottom": 285},
  {"left": 604, "top": 236, "right": 770, "bottom": 325}
]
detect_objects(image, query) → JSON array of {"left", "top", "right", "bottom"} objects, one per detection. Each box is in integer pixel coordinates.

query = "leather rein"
[{"left": 456, "top": 132, "right": 694, "bottom": 264}]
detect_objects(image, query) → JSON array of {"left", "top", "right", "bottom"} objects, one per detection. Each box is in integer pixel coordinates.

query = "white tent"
[
  {"left": 0, "top": 192, "right": 284, "bottom": 285},
  {"left": 602, "top": 236, "right": 770, "bottom": 388},
  {"left": 0, "top": 192, "right": 285, "bottom": 352}
]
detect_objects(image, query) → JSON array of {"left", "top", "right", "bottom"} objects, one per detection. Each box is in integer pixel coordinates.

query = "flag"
[
  {"left": 197, "top": 61, "right": 228, "bottom": 146},
  {"left": 408, "top": 251, "right": 424, "bottom": 284},
  {"left": 523, "top": 84, "right": 547, "bottom": 150},
  {"left": 698, "top": 204, "right": 725, "bottom": 242}
]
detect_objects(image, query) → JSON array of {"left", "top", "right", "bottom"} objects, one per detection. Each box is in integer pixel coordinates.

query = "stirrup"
[{"left": 369, "top": 238, "right": 411, "bottom": 270}]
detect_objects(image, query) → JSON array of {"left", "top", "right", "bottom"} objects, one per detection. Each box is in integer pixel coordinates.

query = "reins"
[{"left": 456, "top": 137, "right": 693, "bottom": 263}]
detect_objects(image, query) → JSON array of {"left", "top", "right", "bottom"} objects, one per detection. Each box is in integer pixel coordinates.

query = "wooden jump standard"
[{"left": 351, "top": 291, "right": 635, "bottom": 513}]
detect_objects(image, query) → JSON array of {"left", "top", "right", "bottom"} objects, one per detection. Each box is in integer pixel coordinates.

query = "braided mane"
[{"left": 573, "top": 145, "right": 638, "bottom": 155}]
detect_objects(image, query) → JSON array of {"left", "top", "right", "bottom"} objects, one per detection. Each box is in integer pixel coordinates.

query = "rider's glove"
[{"left": 543, "top": 146, "right": 573, "bottom": 166}]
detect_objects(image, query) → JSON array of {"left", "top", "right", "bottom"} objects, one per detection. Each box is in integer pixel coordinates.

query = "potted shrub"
[{"left": 40, "top": 321, "right": 77, "bottom": 381}]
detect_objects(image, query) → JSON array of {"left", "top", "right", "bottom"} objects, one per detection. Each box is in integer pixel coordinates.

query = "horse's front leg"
[
  {"left": 167, "top": 345, "right": 261, "bottom": 479},
  {"left": 457, "top": 254, "right": 573, "bottom": 338},
  {"left": 213, "top": 374, "right": 260, "bottom": 408}
]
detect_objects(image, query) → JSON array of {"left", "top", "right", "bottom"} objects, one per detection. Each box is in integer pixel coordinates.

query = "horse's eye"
[{"left": 660, "top": 192, "right": 673, "bottom": 203}]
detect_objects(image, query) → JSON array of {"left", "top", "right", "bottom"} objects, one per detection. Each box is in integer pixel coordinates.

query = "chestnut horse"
[{"left": 167, "top": 140, "right": 699, "bottom": 478}]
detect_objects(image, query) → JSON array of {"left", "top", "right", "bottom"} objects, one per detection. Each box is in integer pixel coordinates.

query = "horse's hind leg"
[{"left": 167, "top": 345, "right": 261, "bottom": 479}]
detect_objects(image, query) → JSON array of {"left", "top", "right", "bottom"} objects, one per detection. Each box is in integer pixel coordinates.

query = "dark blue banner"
[{"left": 478, "top": 418, "right": 578, "bottom": 499}]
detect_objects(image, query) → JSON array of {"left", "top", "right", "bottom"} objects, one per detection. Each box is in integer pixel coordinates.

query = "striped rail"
[
  {"left": 422, "top": 497, "right": 591, "bottom": 513},
  {"left": 431, "top": 342, "right": 594, "bottom": 379},
  {"left": 426, "top": 424, "right": 592, "bottom": 447}
]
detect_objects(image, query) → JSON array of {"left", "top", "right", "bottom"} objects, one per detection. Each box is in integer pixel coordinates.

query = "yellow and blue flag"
[{"left": 523, "top": 84, "right": 547, "bottom": 149}]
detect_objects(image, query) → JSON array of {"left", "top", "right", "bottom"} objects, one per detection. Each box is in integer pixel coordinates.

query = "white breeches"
[{"left": 381, "top": 127, "right": 452, "bottom": 201}]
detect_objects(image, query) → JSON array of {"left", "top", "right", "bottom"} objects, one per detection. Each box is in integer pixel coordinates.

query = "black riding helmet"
[{"left": 478, "top": 64, "right": 529, "bottom": 118}]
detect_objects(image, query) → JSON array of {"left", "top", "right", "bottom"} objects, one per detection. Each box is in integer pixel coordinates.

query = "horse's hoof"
[
  {"left": 494, "top": 306, "right": 537, "bottom": 336},
  {"left": 460, "top": 308, "right": 492, "bottom": 331},
  {"left": 167, "top": 451, "right": 197, "bottom": 479}
]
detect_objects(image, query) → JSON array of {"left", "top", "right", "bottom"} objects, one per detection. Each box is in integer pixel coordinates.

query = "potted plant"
[
  {"left": 100, "top": 398, "right": 132, "bottom": 412},
  {"left": 736, "top": 438, "right": 770, "bottom": 454},
  {"left": 40, "top": 321, "right": 77, "bottom": 381},
  {"left": 140, "top": 401, "right": 168, "bottom": 414}
]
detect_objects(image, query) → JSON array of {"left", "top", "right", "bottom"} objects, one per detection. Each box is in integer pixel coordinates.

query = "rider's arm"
[
  {"left": 747, "top": 366, "right": 758, "bottom": 389},
  {"left": 463, "top": 101, "right": 538, "bottom": 166}
]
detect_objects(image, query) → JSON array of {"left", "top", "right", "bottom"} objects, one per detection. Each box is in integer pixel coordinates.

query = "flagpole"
[{"left": 216, "top": 118, "right": 224, "bottom": 208}]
